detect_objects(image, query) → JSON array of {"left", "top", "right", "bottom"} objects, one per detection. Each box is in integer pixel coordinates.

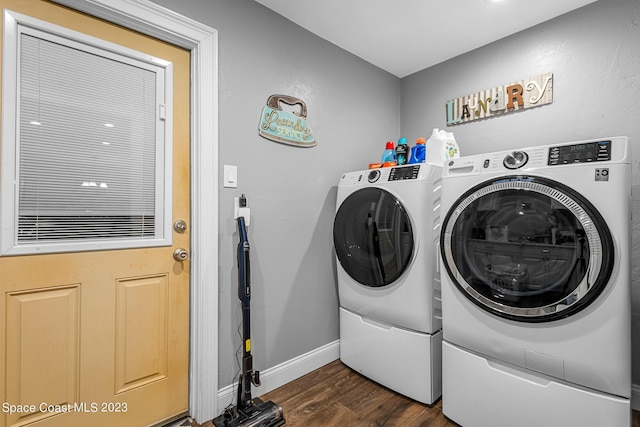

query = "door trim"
[{"left": 50, "top": 0, "right": 218, "bottom": 423}]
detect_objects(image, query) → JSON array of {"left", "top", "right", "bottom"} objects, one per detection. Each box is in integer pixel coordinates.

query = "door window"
[
  {"left": 1, "top": 12, "right": 172, "bottom": 255},
  {"left": 334, "top": 188, "right": 414, "bottom": 287},
  {"left": 441, "top": 176, "right": 613, "bottom": 321}
]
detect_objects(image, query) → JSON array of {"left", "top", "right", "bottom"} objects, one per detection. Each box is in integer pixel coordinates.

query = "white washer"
[
  {"left": 439, "top": 137, "right": 631, "bottom": 427},
  {"left": 333, "top": 164, "right": 443, "bottom": 404}
]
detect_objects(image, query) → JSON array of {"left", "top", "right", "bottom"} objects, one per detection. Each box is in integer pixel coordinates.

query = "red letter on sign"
[{"left": 506, "top": 84, "right": 524, "bottom": 109}]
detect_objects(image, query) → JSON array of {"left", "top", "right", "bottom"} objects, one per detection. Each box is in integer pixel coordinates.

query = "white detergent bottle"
[{"left": 425, "top": 128, "right": 460, "bottom": 166}]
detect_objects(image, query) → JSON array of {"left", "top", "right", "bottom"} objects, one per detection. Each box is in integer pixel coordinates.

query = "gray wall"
[
  {"left": 401, "top": 0, "right": 640, "bottom": 385},
  {"left": 149, "top": 0, "right": 400, "bottom": 389}
]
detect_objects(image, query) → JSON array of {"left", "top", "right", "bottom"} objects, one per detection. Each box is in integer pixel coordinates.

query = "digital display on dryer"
[{"left": 548, "top": 140, "right": 611, "bottom": 165}]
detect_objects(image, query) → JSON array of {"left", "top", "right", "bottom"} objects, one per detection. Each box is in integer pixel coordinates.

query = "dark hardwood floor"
[
  {"left": 259, "top": 360, "right": 454, "bottom": 426},
  {"left": 195, "top": 360, "right": 640, "bottom": 427}
]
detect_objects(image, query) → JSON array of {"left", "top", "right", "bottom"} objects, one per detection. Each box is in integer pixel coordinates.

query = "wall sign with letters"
[{"left": 446, "top": 73, "right": 553, "bottom": 126}]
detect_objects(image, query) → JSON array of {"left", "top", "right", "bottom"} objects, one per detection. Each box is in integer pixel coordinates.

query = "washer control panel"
[
  {"left": 548, "top": 140, "right": 611, "bottom": 165},
  {"left": 389, "top": 165, "right": 421, "bottom": 181}
]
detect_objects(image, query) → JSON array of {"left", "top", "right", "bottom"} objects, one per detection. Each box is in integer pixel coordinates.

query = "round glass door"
[
  {"left": 441, "top": 176, "right": 613, "bottom": 322},
  {"left": 333, "top": 188, "right": 414, "bottom": 287}
]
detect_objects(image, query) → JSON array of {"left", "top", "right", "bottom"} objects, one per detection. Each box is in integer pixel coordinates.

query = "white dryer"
[
  {"left": 439, "top": 137, "right": 631, "bottom": 427},
  {"left": 334, "top": 164, "right": 442, "bottom": 404}
]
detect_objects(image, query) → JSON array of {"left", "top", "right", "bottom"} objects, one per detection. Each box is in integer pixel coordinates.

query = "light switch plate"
[{"left": 224, "top": 165, "right": 238, "bottom": 188}]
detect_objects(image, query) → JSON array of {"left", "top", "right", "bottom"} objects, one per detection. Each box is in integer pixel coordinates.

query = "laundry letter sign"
[{"left": 446, "top": 73, "right": 553, "bottom": 126}]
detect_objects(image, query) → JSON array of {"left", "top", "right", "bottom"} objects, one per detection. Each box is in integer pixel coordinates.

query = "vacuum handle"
[{"left": 237, "top": 217, "right": 251, "bottom": 304}]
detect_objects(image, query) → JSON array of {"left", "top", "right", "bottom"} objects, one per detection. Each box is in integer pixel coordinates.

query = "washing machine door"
[
  {"left": 334, "top": 187, "right": 414, "bottom": 287},
  {"left": 441, "top": 175, "right": 614, "bottom": 322}
]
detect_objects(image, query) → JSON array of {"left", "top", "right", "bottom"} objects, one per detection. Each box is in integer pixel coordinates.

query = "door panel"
[
  {"left": 115, "top": 275, "right": 169, "bottom": 393},
  {"left": 6, "top": 286, "right": 80, "bottom": 427},
  {"left": 0, "top": 1, "right": 190, "bottom": 426}
]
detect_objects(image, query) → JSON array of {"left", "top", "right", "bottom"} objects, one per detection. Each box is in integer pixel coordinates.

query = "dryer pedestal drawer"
[
  {"left": 339, "top": 307, "right": 442, "bottom": 405},
  {"left": 442, "top": 341, "right": 630, "bottom": 427}
]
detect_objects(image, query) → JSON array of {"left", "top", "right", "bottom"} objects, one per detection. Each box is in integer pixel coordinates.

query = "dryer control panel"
[
  {"left": 443, "top": 137, "right": 626, "bottom": 178},
  {"left": 548, "top": 140, "right": 611, "bottom": 165}
]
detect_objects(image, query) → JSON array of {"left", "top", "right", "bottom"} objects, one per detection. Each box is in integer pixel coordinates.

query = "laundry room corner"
[{"left": 400, "top": 0, "right": 640, "bottom": 411}]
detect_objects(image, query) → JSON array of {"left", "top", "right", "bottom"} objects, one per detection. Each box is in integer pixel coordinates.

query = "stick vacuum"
[{"left": 213, "top": 214, "right": 286, "bottom": 427}]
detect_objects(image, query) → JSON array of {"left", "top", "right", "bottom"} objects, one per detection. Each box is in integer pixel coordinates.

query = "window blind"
[{"left": 18, "top": 33, "right": 158, "bottom": 243}]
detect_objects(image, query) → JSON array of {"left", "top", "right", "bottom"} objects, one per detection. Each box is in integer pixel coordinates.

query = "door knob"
[
  {"left": 173, "top": 248, "right": 189, "bottom": 262},
  {"left": 173, "top": 220, "right": 187, "bottom": 233}
]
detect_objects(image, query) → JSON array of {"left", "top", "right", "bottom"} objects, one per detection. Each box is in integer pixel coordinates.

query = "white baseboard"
[
  {"left": 216, "top": 340, "right": 340, "bottom": 409},
  {"left": 632, "top": 384, "right": 640, "bottom": 411}
]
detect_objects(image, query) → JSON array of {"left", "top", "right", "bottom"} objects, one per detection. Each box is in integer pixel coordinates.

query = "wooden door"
[{"left": 0, "top": 1, "right": 191, "bottom": 426}]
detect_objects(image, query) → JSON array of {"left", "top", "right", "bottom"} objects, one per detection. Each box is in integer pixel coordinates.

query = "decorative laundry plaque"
[{"left": 259, "top": 95, "right": 316, "bottom": 147}]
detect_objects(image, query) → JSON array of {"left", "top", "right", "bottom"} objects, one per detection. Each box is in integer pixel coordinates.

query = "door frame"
[{"left": 49, "top": 0, "right": 219, "bottom": 423}]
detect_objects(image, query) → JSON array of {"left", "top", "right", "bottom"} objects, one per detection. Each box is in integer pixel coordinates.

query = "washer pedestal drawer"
[
  {"left": 442, "top": 341, "right": 631, "bottom": 427},
  {"left": 339, "top": 307, "right": 442, "bottom": 405}
]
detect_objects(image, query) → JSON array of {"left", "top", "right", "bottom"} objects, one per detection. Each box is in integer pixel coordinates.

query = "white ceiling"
[{"left": 253, "top": 0, "right": 598, "bottom": 78}]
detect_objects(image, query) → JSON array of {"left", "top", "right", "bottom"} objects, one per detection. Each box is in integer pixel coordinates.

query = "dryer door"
[
  {"left": 441, "top": 175, "right": 614, "bottom": 322},
  {"left": 334, "top": 187, "right": 414, "bottom": 287}
]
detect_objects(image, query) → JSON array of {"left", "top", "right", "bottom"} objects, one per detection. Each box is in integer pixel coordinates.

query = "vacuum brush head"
[{"left": 212, "top": 398, "right": 285, "bottom": 427}]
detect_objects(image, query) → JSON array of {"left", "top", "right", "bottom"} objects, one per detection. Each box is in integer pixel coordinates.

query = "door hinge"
[{"left": 159, "top": 104, "right": 166, "bottom": 120}]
